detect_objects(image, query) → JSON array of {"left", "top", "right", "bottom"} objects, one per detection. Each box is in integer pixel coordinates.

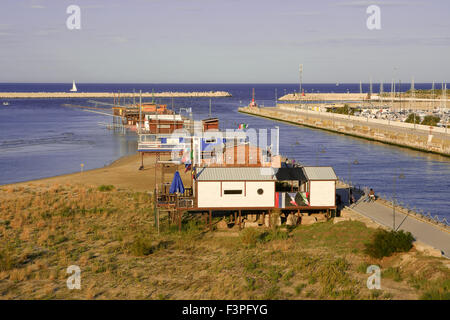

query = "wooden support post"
[
  {"left": 238, "top": 210, "right": 241, "bottom": 229},
  {"left": 209, "top": 210, "right": 212, "bottom": 231},
  {"left": 268, "top": 210, "right": 271, "bottom": 227},
  {"left": 234, "top": 212, "right": 237, "bottom": 224},
  {"left": 178, "top": 210, "right": 182, "bottom": 232}
]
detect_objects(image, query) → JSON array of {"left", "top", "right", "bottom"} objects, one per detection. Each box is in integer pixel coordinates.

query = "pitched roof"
[
  {"left": 196, "top": 167, "right": 275, "bottom": 181},
  {"left": 302, "top": 167, "right": 338, "bottom": 181}
]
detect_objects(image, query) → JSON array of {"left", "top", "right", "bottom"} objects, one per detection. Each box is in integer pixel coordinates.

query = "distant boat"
[
  {"left": 336, "top": 82, "right": 339, "bottom": 86},
  {"left": 2, "top": 102, "right": 9, "bottom": 106},
  {"left": 70, "top": 80, "right": 77, "bottom": 92}
]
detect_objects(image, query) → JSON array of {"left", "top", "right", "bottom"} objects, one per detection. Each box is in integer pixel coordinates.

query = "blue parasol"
[{"left": 169, "top": 171, "right": 185, "bottom": 194}]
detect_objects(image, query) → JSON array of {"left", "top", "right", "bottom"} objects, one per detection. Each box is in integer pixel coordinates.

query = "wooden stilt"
[
  {"left": 234, "top": 212, "right": 237, "bottom": 224},
  {"left": 268, "top": 210, "right": 272, "bottom": 227},
  {"left": 178, "top": 210, "right": 182, "bottom": 232},
  {"left": 209, "top": 210, "right": 212, "bottom": 231},
  {"left": 238, "top": 210, "right": 241, "bottom": 229}
]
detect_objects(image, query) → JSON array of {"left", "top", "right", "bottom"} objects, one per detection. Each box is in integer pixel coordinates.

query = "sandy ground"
[{"left": 11, "top": 153, "right": 194, "bottom": 192}]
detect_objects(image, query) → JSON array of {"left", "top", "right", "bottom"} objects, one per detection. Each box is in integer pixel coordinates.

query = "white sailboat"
[{"left": 70, "top": 80, "right": 78, "bottom": 92}]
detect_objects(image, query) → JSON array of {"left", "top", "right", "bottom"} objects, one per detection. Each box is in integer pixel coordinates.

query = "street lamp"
[
  {"left": 393, "top": 171, "right": 405, "bottom": 230},
  {"left": 348, "top": 160, "right": 359, "bottom": 204},
  {"left": 315, "top": 145, "right": 326, "bottom": 166}
]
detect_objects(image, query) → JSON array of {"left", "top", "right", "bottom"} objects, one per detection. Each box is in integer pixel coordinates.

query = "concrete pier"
[{"left": 239, "top": 106, "right": 450, "bottom": 156}]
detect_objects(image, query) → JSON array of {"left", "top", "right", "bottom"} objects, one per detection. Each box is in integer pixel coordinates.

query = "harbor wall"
[
  {"left": 0, "top": 91, "right": 232, "bottom": 99},
  {"left": 238, "top": 106, "right": 450, "bottom": 157}
]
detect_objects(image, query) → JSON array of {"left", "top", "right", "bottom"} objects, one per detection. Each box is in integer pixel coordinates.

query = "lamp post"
[
  {"left": 348, "top": 160, "right": 359, "bottom": 205},
  {"left": 315, "top": 145, "right": 326, "bottom": 166},
  {"left": 393, "top": 171, "right": 405, "bottom": 230}
]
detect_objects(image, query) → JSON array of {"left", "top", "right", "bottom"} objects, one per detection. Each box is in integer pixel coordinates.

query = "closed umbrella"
[{"left": 169, "top": 171, "right": 185, "bottom": 194}]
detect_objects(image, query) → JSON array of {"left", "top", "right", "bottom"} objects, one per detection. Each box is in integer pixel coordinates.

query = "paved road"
[{"left": 351, "top": 200, "right": 450, "bottom": 258}]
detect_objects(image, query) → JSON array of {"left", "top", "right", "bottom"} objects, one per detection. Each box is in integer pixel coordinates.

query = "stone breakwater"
[
  {"left": 0, "top": 91, "right": 232, "bottom": 99},
  {"left": 239, "top": 106, "right": 450, "bottom": 157},
  {"left": 279, "top": 93, "right": 368, "bottom": 101}
]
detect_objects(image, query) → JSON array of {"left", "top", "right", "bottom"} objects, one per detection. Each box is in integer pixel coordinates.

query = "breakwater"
[
  {"left": 239, "top": 106, "right": 450, "bottom": 156},
  {"left": 0, "top": 91, "right": 232, "bottom": 99}
]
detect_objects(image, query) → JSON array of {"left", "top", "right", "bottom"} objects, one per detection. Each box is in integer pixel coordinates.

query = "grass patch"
[
  {"left": 382, "top": 267, "right": 403, "bottom": 282},
  {"left": 98, "top": 185, "right": 115, "bottom": 192}
]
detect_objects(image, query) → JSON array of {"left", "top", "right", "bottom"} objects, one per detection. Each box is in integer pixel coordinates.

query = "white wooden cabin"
[
  {"left": 302, "top": 166, "right": 337, "bottom": 207},
  {"left": 195, "top": 167, "right": 276, "bottom": 209}
]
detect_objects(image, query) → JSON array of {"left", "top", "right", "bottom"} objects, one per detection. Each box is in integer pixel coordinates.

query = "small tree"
[
  {"left": 405, "top": 113, "right": 421, "bottom": 124},
  {"left": 421, "top": 115, "right": 440, "bottom": 126}
]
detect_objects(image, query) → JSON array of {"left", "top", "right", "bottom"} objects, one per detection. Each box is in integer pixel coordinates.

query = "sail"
[{"left": 70, "top": 80, "right": 77, "bottom": 92}]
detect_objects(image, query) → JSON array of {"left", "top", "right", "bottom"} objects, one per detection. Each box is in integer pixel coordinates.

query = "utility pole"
[
  {"left": 299, "top": 64, "right": 303, "bottom": 98},
  {"left": 209, "top": 98, "right": 212, "bottom": 118},
  {"left": 432, "top": 81, "right": 435, "bottom": 110},
  {"left": 380, "top": 79, "right": 384, "bottom": 106},
  {"left": 275, "top": 88, "right": 278, "bottom": 107},
  {"left": 139, "top": 90, "right": 142, "bottom": 134}
]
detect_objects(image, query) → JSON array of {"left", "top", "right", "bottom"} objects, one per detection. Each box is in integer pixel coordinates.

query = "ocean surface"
[{"left": 1, "top": 83, "right": 449, "bottom": 220}]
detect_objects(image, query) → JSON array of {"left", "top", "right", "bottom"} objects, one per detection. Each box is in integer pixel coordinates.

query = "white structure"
[
  {"left": 302, "top": 167, "right": 337, "bottom": 207},
  {"left": 196, "top": 167, "right": 276, "bottom": 209}
]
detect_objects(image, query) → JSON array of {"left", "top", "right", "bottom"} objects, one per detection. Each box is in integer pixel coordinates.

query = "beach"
[{"left": 8, "top": 153, "right": 193, "bottom": 192}]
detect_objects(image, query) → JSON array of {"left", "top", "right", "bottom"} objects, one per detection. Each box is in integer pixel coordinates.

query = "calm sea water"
[{"left": 1, "top": 83, "right": 449, "bottom": 220}]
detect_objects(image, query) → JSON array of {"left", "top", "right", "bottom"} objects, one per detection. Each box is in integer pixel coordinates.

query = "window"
[
  {"left": 223, "top": 190, "right": 242, "bottom": 195},
  {"left": 257, "top": 188, "right": 264, "bottom": 195}
]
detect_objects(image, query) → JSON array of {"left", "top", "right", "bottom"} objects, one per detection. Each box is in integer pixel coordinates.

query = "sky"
[{"left": 0, "top": 0, "right": 449, "bottom": 83}]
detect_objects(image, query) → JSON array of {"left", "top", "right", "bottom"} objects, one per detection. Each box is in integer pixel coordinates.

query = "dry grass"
[{"left": 0, "top": 185, "right": 448, "bottom": 300}]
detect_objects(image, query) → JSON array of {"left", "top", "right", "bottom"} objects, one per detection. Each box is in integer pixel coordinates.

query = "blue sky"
[{"left": 0, "top": 0, "right": 449, "bottom": 83}]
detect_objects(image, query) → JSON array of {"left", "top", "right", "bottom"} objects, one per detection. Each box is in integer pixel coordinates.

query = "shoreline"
[
  {"left": 2, "top": 152, "right": 192, "bottom": 192},
  {"left": 0, "top": 91, "right": 232, "bottom": 99}
]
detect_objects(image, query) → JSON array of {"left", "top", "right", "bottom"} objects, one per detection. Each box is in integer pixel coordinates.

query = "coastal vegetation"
[
  {"left": 0, "top": 184, "right": 448, "bottom": 300},
  {"left": 420, "top": 115, "right": 441, "bottom": 127},
  {"left": 364, "top": 229, "right": 414, "bottom": 259},
  {"left": 405, "top": 113, "right": 421, "bottom": 124},
  {"left": 326, "top": 104, "right": 356, "bottom": 115},
  {"left": 405, "top": 114, "right": 441, "bottom": 127}
]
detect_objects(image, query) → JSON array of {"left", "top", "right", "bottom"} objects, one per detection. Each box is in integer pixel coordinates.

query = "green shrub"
[
  {"left": 421, "top": 115, "right": 440, "bottom": 126},
  {"left": 405, "top": 113, "right": 421, "bottom": 124},
  {"left": 364, "top": 229, "right": 414, "bottom": 259},
  {"left": 98, "top": 185, "right": 115, "bottom": 192}
]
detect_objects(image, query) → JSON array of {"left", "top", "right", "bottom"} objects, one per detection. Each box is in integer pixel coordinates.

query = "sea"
[{"left": 1, "top": 83, "right": 449, "bottom": 220}]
